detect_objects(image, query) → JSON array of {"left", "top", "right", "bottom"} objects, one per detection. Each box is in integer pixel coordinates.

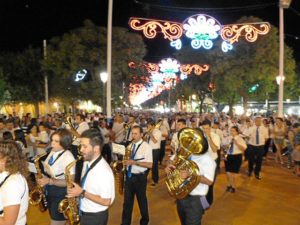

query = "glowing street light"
[{"left": 100, "top": 72, "right": 108, "bottom": 113}]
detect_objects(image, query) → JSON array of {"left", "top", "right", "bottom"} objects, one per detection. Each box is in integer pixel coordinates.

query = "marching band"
[{"left": 0, "top": 112, "right": 299, "bottom": 225}]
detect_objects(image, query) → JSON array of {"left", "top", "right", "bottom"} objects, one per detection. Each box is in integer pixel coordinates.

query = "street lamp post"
[
  {"left": 100, "top": 72, "right": 108, "bottom": 114},
  {"left": 278, "top": 0, "right": 292, "bottom": 117}
]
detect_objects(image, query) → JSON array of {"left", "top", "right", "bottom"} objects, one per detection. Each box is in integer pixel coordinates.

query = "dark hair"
[
  {"left": 81, "top": 129, "right": 103, "bottom": 148},
  {"left": 292, "top": 123, "right": 300, "bottom": 129},
  {"left": 231, "top": 126, "right": 239, "bottom": 133},
  {"left": 14, "top": 129, "right": 27, "bottom": 148},
  {"left": 201, "top": 119, "right": 211, "bottom": 126},
  {"left": 51, "top": 129, "right": 73, "bottom": 150},
  {"left": 76, "top": 114, "right": 86, "bottom": 121},
  {"left": 177, "top": 118, "right": 186, "bottom": 124},
  {"left": 147, "top": 119, "right": 155, "bottom": 126},
  {"left": 132, "top": 125, "right": 143, "bottom": 134},
  {"left": 3, "top": 131, "right": 13, "bottom": 140}
]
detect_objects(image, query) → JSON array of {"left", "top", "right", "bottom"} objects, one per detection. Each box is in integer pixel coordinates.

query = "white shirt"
[
  {"left": 0, "top": 172, "right": 29, "bottom": 225},
  {"left": 159, "top": 124, "right": 169, "bottom": 141},
  {"left": 44, "top": 150, "right": 75, "bottom": 179},
  {"left": 112, "top": 122, "right": 125, "bottom": 143},
  {"left": 72, "top": 121, "right": 90, "bottom": 146},
  {"left": 129, "top": 140, "right": 153, "bottom": 174},
  {"left": 81, "top": 157, "right": 115, "bottom": 212},
  {"left": 207, "top": 132, "right": 221, "bottom": 160},
  {"left": 100, "top": 127, "right": 110, "bottom": 144},
  {"left": 148, "top": 128, "right": 162, "bottom": 150},
  {"left": 189, "top": 152, "right": 216, "bottom": 196},
  {"left": 226, "top": 135, "right": 247, "bottom": 155},
  {"left": 244, "top": 125, "right": 269, "bottom": 146},
  {"left": 171, "top": 132, "right": 179, "bottom": 152}
]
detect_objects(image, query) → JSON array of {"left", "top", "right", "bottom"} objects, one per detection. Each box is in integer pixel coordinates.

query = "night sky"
[{"left": 0, "top": 0, "right": 300, "bottom": 62}]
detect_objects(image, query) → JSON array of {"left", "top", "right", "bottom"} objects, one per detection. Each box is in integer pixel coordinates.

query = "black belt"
[{"left": 81, "top": 210, "right": 107, "bottom": 215}]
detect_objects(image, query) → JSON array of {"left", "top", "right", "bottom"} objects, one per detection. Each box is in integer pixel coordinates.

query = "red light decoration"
[{"left": 180, "top": 64, "right": 210, "bottom": 76}]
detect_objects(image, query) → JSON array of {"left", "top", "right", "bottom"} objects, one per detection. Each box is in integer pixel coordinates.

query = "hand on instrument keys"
[
  {"left": 37, "top": 177, "right": 50, "bottom": 187},
  {"left": 180, "top": 170, "right": 190, "bottom": 180},
  {"left": 123, "top": 159, "right": 135, "bottom": 166},
  {"left": 67, "top": 182, "right": 83, "bottom": 198},
  {"left": 165, "top": 164, "right": 176, "bottom": 174}
]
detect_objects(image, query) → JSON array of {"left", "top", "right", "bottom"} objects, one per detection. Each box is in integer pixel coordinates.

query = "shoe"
[
  {"left": 255, "top": 174, "right": 262, "bottom": 180},
  {"left": 230, "top": 187, "right": 236, "bottom": 193},
  {"left": 226, "top": 186, "right": 232, "bottom": 192},
  {"left": 247, "top": 171, "right": 252, "bottom": 177}
]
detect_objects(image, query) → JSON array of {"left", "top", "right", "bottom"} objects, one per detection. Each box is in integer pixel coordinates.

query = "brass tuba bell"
[{"left": 165, "top": 128, "right": 207, "bottom": 199}]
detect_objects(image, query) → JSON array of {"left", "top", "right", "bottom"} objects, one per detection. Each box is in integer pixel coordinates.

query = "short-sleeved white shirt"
[
  {"left": 81, "top": 157, "right": 115, "bottom": 212},
  {"left": 0, "top": 172, "right": 29, "bottom": 225},
  {"left": 189, "top": 152, "right": 216, "bottom": 196},
  {"left": 128, "top": 140, "right": 153, "bottom": 174},
  {"left": 148, "top": 128, "right": 162, "bottom": 150},
  {"left": 44, "top": 150, "right": 75, "bottom": 179},
  {"left": 207, "top": 132, "right": 221, "bottom": 160},
  {"left": 72, "top": 122, "right": 90, "bottom": 146}
]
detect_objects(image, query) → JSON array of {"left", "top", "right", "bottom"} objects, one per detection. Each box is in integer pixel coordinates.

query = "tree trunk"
[{"left": 34, "top": 102, "right": 39, "bottom": 117}]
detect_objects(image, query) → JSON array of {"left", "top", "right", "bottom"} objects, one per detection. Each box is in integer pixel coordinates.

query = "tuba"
[
  {"left": 112, "top": 144, "right": 132, "bottom": 195},
  {"left": 165, "top": 128, "right": 207, "bottom": 199},
  {"left": 58, "top": 156, "right": 82, "bottom": 225},
  {"left": 29, "top": 153, "right": 48, "bottom": 212}
]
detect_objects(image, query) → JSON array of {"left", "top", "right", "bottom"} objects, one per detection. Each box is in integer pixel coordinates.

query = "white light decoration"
[
  {"left": 183, "top": 14, "right": 221, "bottom": 50},
  {"left": 74, "top": 69, "right": 88, "bottom": 82},
  {"left": 158, "top": 58, "right": 180, "bottom": 75},
  {"left": 170, "top": 39, "right": 182, "bottom": 50},
  {"left": 221, "top": 41, "right": 233, "bottom": 52}
]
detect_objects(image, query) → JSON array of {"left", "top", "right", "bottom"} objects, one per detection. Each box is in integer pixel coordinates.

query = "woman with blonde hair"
[{"left": 0, "top": 140, "right": 29, "bottom": 225}]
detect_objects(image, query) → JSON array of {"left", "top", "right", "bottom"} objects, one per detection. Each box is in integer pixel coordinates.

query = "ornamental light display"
[
  {"left": 128, "top": 58, "right": 209, "bottom": 105},
  {"left": 129, "top": 14, "right": 271, "bottom": 52}
]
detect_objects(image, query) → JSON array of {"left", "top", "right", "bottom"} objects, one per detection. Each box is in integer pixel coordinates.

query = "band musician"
[
  {"left": 121, "top": 126, "right": 153, "bottom": 225},
  {"left": 67, "top": 129, "right": 115, "bottom": 225}
]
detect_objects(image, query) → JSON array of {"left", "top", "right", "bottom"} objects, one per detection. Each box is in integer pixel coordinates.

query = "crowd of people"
[{"left": 0, "top": 110, "right": 299, "bottom": 225}]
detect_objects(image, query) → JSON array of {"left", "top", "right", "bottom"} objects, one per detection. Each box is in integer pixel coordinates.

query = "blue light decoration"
[{"left": 129, "top": 15, "right": 270, "bottom": 53}]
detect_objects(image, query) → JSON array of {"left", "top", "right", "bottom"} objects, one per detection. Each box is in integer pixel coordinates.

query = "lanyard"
[
  {"left": 80, "top": 155, "right": 102, "bottom": 185},
  {"left": 0, "top": 175, "right": 11, "bottom": 188},
  {"left": 48, "top": 150, "right": 66, "bottom": 166},
  {"left": 131, "top": 141, "right": 143, "bottom": 160}
]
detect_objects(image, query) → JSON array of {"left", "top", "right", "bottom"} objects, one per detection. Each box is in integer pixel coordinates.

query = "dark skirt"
[
  {"left": 47, "top": 185, "right": 67, "bottom": 221},
  {"left": 225, "top": 154, "right": 243, "bottom": 173}
]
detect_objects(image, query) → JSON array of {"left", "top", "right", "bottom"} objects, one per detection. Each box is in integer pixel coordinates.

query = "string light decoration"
[
  {"left": 129, "top": 14, "right": 270, "bottom": 52},
  {"left": 128, "top": 58, "right": 210, "bottom": 105}
]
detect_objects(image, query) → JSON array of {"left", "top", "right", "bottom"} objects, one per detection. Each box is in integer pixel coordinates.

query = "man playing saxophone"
[
  {"left": 67, "top": 129, "right": 115, "bottom": 225},
  {"left": 37, "top": 129, "right": 75, "bottom": 225}
]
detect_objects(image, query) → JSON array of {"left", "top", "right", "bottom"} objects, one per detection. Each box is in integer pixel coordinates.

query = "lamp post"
[
  {"left": 278, "top": 0, "right": 292, "bottom": 117},
  {"left": 100, "top": 72, "right": 108, "bottom": 114}
]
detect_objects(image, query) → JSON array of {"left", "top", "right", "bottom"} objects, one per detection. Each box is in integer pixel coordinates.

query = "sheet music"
[
  {"left": 28, "top": 162, "right": 37, "bottom": 173},
  {"left": 112, "top": 143, "right": 126, "bottom": 155}
]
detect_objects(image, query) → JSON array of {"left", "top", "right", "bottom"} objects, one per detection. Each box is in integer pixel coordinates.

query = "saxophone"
[
  {"left": 112, "top": 144, "right": 132, "bottom": 195},
  {"left": 165, "top": 128, "right": 208, "bottom": 199},
  {"left": 29, "top": 153, "right": 48, "bottom": 212},
  {"left": 58, "top": 156, "right": 82, "bottom": 225}
]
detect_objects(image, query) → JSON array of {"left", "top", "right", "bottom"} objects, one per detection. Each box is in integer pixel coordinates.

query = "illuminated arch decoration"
[
  {"left": 128, "top": 58, "right": 210, "bottom": 105},
  {"left": 129, "top": 14, "right": 270, "bottom": 52}
]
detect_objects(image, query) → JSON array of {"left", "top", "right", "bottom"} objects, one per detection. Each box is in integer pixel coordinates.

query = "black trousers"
[
  {"left": 248, "top": 145, "right": 265, "bottom": 175},
  {"left": 159, "top": 140, "right": 167, "bottom": 164},
  {"left": 121, "top": 173, "right": 149, "bottom": 225},
  {"left": 80, "top": 210, "right": 108, "bottom": 225},
  {"left": 152, "top": 149, "right": 160, "bottom": 183},
  {"left": 177, "top": 195, "right": 204, "bottom": 225}
]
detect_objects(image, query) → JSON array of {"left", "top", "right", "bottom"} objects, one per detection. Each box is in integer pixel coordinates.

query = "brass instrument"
[
  {"left": 124, "top": 121, "right": 134, "bottom": 130},
  {"left": 112, "top": 144, "right": 132, "bottom": 195},
  {"left": 58, "top": 156, "right": 82, "bottom": 225},
  {"left": 143, "top": 120, "right": 163, "bottom": 141},
  {"left": 65, "top": 116, "right": 76, "bottom": 131},
  {"left": 29, "top": 153, "right": 48, "bottom": 212},
  {"left": 165, "top": 128, "right": 207, "bottom": 199}
]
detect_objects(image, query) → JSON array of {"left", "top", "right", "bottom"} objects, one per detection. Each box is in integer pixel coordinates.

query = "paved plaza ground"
[{"left": 27, "top": 152, "right": 300, "bottom": 225}]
